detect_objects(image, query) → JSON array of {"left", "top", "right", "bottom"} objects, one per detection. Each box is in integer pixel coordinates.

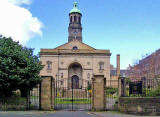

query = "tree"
[{"left": 0, "top": 36, "right": 43, "bottom": 97}]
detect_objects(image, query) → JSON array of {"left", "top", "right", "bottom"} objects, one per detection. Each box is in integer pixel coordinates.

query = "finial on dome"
[
  {"left": 74, "top": 2, "right": 78, "bottom": 8},
  {"left": 70, "top": 2, "right": 81, "bottom": 14}
]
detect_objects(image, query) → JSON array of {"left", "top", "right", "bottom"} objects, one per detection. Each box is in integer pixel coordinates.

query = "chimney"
[{"left": 117, "top": 54, "right": 120, "bottom": 76}]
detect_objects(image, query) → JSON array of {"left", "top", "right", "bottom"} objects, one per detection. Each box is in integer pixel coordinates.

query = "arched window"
[
  {"left": 74, "top": 16, "right": 77, "bottom": 22},
  {"left": 70, "top": 16, "right": 72, "bottom": 23},
  {"left": 73, "top": 46, "right": 78, "bottom": 50},
  {"left": 46, "top": 61, "right": 52, "bottom": 70},
  {"left": 79, "top": 17, "right": 81, "bottom": 23},
  {"left": 99, "top": 62, "right": 104, "bottom": 70}
]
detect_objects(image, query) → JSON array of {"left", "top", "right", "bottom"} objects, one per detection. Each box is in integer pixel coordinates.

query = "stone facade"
[{"left": 40, "top": 44, "right": 110, "bottom": 88}]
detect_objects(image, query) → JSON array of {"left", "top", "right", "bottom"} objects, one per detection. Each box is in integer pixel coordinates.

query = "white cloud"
[
  {"left": 8, "top": 0, "right": 32, "bottom": 6},
  {"left": 0, "top": 0, "right": 43, "bottom": 45}
]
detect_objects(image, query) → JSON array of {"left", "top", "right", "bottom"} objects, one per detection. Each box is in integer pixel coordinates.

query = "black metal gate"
[
  {"left": 54, "top": 78, "right": 92, "bottom": 111},
  {"left": 105, "top": 79, "right": 119, "bottom": 111},
  {"left": 28, "top": 85, "right": 40, "bottom": 110}
]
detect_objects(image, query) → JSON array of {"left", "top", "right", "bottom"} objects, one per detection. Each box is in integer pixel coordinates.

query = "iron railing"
[{"left": 123, "top": 78, "right": 160, "bottom": 97}]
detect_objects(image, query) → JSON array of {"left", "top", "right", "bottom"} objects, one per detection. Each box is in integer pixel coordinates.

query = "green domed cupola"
[{"left": 70, "top": 2, "right": 81, "bottom": 14}]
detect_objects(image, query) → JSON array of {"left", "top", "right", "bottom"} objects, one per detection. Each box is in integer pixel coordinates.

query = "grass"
[
  {"left": 30, "top": 96, "right": 39, "bottom": 99},
  {"left": 55, "top": 98, "right": 91, "bottom": 104}
]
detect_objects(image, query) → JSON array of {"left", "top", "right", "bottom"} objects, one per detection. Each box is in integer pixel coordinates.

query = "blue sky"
[{"left": 2, "top": 0, "right": 160, "bottom": 69}]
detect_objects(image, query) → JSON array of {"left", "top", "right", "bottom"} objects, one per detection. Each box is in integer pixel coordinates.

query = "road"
[
  {"left": 0, "top": 111, "right": 159, "bottom": 117},
  {"left": 0, "top": 111, "right": 91, "bottom": 117}
]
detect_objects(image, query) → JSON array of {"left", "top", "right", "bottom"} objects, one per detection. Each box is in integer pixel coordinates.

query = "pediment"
[{"left": 55, "top": 40, "right": 95, "bottom": 50}]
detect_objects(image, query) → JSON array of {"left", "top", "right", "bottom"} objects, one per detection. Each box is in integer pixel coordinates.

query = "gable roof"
[{"left": 55, "top": 40, "right": 96, "bottom": 50}]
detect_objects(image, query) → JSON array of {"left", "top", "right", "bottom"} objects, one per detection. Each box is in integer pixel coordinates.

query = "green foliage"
[
  {"left": 106, "top": 88, "right": 118, "bottom": 95},
  {"left": 0, "top": 97, "right": 26, "bottom": 105},
  {"left": 0, "top": 36, "right": 43, "bottom": 97},
  {"left": 0, "top": 97, "right": 27, "bottom": 111},
  {"left": 126, "top": 86, "right": 160, "bottom": 97},
  {"left": 145, "top": 89, "right": 160, "bottom": 97},
  {"left": 125, "top": 77, "right": 131, "bottom": 85},
  {"left": 145, "top": 84, "right": 160, "bottom": 97}
]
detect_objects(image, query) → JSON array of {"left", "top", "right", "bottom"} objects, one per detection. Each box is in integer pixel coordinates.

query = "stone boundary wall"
[{"left": 119, "top": 97, "right": 160, "bottom": 115}]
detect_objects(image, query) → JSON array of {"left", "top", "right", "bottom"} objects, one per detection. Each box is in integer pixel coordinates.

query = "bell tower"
[{"left": 68, "top": 2, "right": 82, "bottom": 42}]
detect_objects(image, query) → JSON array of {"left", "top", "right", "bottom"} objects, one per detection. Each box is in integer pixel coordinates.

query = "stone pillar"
[
  {"left": 118, "top": 77, "right": 122, "bottom": 97},
  {"left": 118, "top": 77, "right": 126, "bottom": 97},
  {"left": 40, "top": 76, "right": 54, "bottom": 110},
  {"left": 92, "top": 75, "right": 106, "bottom": 111}
]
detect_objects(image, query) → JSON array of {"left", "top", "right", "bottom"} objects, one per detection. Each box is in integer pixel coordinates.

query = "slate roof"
[{"left": 110, "top": 69, "right": 130, "bottom": 77}]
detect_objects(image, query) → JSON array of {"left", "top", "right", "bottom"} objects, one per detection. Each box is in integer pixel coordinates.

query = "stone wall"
[{"left": 119, "top": 97, "right": 160, "bottom": 115}]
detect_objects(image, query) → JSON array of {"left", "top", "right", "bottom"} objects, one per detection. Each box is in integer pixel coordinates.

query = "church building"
[{"left": 40, "top": 2, "right": 111, "bottom": 89}]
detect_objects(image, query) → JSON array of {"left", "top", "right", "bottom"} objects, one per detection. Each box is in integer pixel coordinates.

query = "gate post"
[
  {"left": 118, "top": 77, "right": 126, "bottom": 97},
  {"left": 92, "top": 75, "right": 106, "bottom": 111},
  {"left": 40, "top": 76, "right": 54, "bottom": 110}
]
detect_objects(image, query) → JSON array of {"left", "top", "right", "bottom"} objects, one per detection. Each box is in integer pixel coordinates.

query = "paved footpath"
[{"left": 0, "top": 111, "right": 159, "bottom": 117}]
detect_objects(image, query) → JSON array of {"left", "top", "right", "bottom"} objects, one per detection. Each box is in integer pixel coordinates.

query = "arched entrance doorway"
[
  {"left": 71, "top": 75, "right": 79, "bottom": 89},
  {"left": 68, "top": 62, "right": 82, "bottom": 89}
]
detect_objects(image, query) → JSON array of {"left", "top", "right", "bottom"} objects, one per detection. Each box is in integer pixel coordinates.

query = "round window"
[{"left": 73, "top": 46, "right": 78, "bottom": 50}]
